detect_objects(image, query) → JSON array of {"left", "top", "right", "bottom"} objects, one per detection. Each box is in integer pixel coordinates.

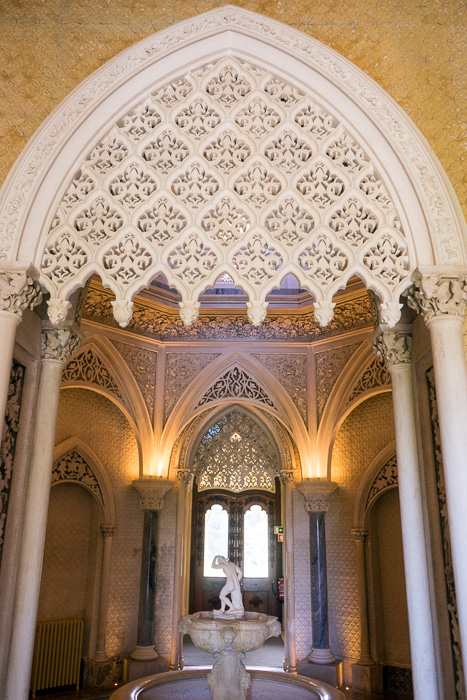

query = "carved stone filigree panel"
[
  {"left": 315, "top": 342, "right": 361, "bottom": 421},
  {"left": 40, "top": 55, "right": 409, "bottom": 329},
  {"left": 62, "top": 347, "right": 123, "bottom": 399},
  {"left": 192, "top": 410, "right": 280, "bottom": 492},
  {"left": 82, "top": 284, "right": 373, "bottom": 343},
  {"left": 0, "top": 363, "right": 24, "bottom": 566},
  {"left": 164, "top": 352, "right": 220, "bottom": 421},
  {"left": 252, "top": 354, "right": 307, "bottom": 422},
  {"left": 348, "top": 355, "right": 391, "bottom": 404},
  {"left": 112, "top": 341, "right": 157, "bottom": 421},
  {"left": 427, "top": 367, "right": 465, "bottom": 699},
  {"left": 52, "top": 449, "right": 103, "bottom": 505},
  {"left": 365, "top": 454, "right": 398, "bottom": 511},
  {"left": 197, "top": 366, "right": 275, "bottom": 409}
]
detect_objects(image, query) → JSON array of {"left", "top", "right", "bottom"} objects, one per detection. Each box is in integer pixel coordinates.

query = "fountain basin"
[
  {"left": 179, "top": 611, "right": 281, "bottom": 654},
  {"left": 109, "top": 668, "right": 346, "bottom": 700}
]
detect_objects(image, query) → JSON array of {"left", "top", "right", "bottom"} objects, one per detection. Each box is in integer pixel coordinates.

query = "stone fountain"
[
  {"left": 179, "top": 555, "right": 281, "bottom": 700},
  {"left": 110, "top": 554, "right": 345, "bottom": 700}
]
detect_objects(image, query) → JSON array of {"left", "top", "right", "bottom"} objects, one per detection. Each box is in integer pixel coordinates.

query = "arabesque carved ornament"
[
  {"left": 0, "top": 264, "right": 42, "bottom": 318},
  {"left": 297, "top": 479, "right": 338, "bottom": 512},
  {"left": 42, "top": 325, "right": 81, "bottom": 363},
  {"left": 38, "top": 52, "right": 410, "bottom": 329},
  {"left": 408, "top": 271, "right": 467, "bottom": 324},
  {"left": 365, "top": 455, "right": 398, "bottom": 510},
  {"left": 132, "top": 478, "right": 174, "bottom": 510},
  {"left": 373, "top": 328, "right": 412, "bottom": 369},
  {"left": 52, "top": 449, "right": 104, "bottom": 505}
]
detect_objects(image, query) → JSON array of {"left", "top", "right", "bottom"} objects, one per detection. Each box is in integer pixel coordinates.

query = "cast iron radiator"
[{"left": 30, "top": 618, "right": 84, "bottom": 697}]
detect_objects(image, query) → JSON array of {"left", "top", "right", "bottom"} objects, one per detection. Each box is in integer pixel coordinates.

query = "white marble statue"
[{"left": 212, "top": 555, "right": 244, "bottom": 619}]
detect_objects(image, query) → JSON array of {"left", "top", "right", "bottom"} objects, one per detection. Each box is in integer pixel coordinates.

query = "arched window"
[
  {"left": 203, "top": 503, "right": 229, "bottom": 577},
  {"left": 244, "top": 504, "right": 269, "bottom": 578}
]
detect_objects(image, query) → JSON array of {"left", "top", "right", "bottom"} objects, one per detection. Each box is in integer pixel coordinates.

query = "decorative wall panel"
[
  {"left": 348, "top": 355, "right": 390, "bottom": 404},
  {"left": 112, "top": 340, "right": 157, "bottom": 420},
  {"left": 315, "top": 342, "right": 361, "bottom": 421},
  {"left": 82, "top": 284, "right": 373, "bottom": 341},
  {"left": 1, "top": 0, "right": 465, "bottom": 232},
  {"left": 365, "top": 454, "right": 397, "bottom": 511},
  {"left": 52, "top": 449, "right": 103, "bottom": 506},
  {"left": 63, "top": 348, "right": 123, "bottom": 399},
  {"left": 197, "top": 367, "right": 276, "bottom": 409},
  {"left": 0, "top": 363, "right": 24, "bottom": 566},
  {"left": 56, "top": 389, "right": 141, "bottom": 657},
  {"left": 165, "top": 352, "right": 219, "bottom": 420},
  {"left": 327, "top": 393, "right": 395, "bottom": 660},
  {"left": 252, "top": 353, "right": 307, "bottom": 422}
]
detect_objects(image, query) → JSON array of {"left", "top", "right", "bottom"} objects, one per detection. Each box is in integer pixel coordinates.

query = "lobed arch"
[
  {"left": 1, "top": 8, "right": 465, "bottom": 331},
  {"left": 61, "top": 334, "right": 154, "bottom": 473},
  {"left": 161, "top": 352, "right": 310, "bottom": 477}
]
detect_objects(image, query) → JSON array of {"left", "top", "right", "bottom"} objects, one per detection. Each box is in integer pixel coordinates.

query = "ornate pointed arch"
[
  {"left": 53, "top": 437, "right": 116, "bottom": 523},
  {"left": 1, "top": 7, "right": 465, "bottom": 329},
  {"left": 168, "top": 402, "right": 300, "bottom": 485},
  {"left": 61, "top": 334, "right": 154, "bottom": 473},
  {"left": 161, "top": 352, "right": 309, "bottom": 477},
  {"left": 353, "top": 441, "right": 397, "bottom": 529}
]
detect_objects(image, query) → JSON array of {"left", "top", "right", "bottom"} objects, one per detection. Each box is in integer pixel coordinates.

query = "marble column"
[
  {"left": 297, "top": 480, "right": 338, "bottom": 664},
  {"left": 94, "top": 525, "right": 117, "bottom": 661},
  {"left": 131, "top": 479, "right": 173, "bottom": 661},
  {"left": 170, "top": 471, "right": 191, "bottom": 671},
  {"left": 0, "top": 264, "right": 41, "bottom": 439},
  {"left": 350, "top": 528, "right": 382, "bottom": 693},
  {"left": 5, "top": 323, "right": 81, "bottom": 700},
  {"left": 410, "top": 271, "right": 467, "bottom": 687},
  {"left": 374, "top": 326, "right": 438, "bottom": 700}
]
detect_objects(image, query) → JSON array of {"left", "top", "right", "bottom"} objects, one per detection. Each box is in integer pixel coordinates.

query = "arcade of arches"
[{"left": 0, "top": 7, "right": 467, "bottom": 700}]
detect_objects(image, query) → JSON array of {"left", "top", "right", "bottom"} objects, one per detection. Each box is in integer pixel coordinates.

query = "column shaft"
[
  {"left": 309, "top": 511, "right": 331, "bottom": 655},
  {"left": 94, "top": 526, "right": 116, "bottom": 660},
  {"left": 352, "top": 531, "right": 372, "bottom": 665},
  {"left": 134, "top": 510, "right": 158, "bottom": 652},
  {"left": 0, "top": 313, "right": 20, "bottom": 440},
  {"left": 5, "top": 359, "right": 66, "bottom": 700},
  {"left": 378, "top": 327, "right": 439, "bottom": 700},
  {"left": 428, "top": 316, "right": 467, "bottom": 670}
]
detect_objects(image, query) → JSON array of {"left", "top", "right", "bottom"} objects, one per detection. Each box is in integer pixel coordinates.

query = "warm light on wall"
[{"left": 149, "top": 455, "right": 165, "bottom": 477}]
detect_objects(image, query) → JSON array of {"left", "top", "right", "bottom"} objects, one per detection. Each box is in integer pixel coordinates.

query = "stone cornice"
[{"left": 132, "top": 478, "right": 174, "bottom": 510}]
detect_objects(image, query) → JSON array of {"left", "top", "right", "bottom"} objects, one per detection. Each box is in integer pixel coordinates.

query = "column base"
[
  {"left": 351, "top": 662, "right": 382, "bottom": 693},
  {"left": 84, "top": 657, "right": 118, "bottom": 689},
  {"left": 308, "top": 647, "right": 335, "bottom": 664},
  {"left": 130, "top": 644, "right": 158, "bottom": 661},
  {"left": 298, "top": 658, "right": 343, "bottom": 688},
  {"left": 123, "top": 656, "right": 168, "bottom": 683}
]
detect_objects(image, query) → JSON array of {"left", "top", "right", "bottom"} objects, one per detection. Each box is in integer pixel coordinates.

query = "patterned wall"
[
  {"left": 327, "top": 392, "right": 395, "bottom": 661},
  {"left": 1, "top": 0, "right": 465, "bottom": 223},
  {"left": 38, "top": 483, "right": 98, "bottom": 656},
  {"left": 56, "top": 388, "right": 141, "bottom": 656}
]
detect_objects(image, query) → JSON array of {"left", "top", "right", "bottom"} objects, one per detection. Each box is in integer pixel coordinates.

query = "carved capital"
[
  {"left": 41, "top": 325, "right": 82, "bottom": 363},
  {"left": 132, "top": 478, "right": 174, "bottom": 510},
  {"left": 408, "top": 270, "right": 467, "bottom": 324},
  {"left": 176, "top": 469, "right": 192, "bottom": 484},
  {"left": 351, "top": 528, "right": 368, "bottom": 542},
  {"left": 297, "top": 479, "right": 338, "bottom": 513},
  {"left": 373, "top": 328, "right": 412, "bottom": 369},
  {"left": 101, "top": 524, "right": 117, "bottom": 538},
  {"left": 279, "top": 470, "right": 295, "bottom": 484},
  {"left": 0, "top": 264, "right": 42, "bottom": 318}
]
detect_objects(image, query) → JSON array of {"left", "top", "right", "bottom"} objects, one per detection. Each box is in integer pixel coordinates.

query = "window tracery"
[{"left": 192, "top": 410, "right": 279, "bottom": 493}]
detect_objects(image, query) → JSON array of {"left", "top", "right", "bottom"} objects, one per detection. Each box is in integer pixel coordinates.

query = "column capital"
[
  {"left": 132, "top": 478, "right": 174, "bottom": 510},
  {"left": 176, "top": 469, "right": 192, "bottom": 484},
  {"left": 408, "top": 268, "right": 467, "bottom": 325},
  {"left": 100, "top": 524, "right": 117, "bottom": 538},
  {"left": 351, "top": 528, "right": 369, "bottom": 542},
  {"left": 372, "top": 327, "right": 412, "bottom": 369},
  {"left": 297, "top": 479, "right": 338, "bottom": 512},
  {"left": 0, "top": 263, "right": 42, "bottom": 319},
  {"left": 279, "top": 470, "right": 295, "bottom": 484},
  {"left": 41, "top": 324, "right": 82, "bottom": 363}
]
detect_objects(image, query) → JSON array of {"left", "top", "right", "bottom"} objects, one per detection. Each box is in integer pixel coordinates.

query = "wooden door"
[{"left": 190, "top": 483, "right": 282, "bottom": 618}]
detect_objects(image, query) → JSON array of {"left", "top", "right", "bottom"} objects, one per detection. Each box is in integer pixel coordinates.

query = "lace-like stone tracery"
[
  {"left": 42, "top": 56, "right": 409, "bottom": 328},
  {"left": 192, "top": 410, "right": 279, "bottom": 492}
]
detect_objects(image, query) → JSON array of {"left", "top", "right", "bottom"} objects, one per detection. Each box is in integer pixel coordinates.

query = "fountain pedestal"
[{"left": 179, "top": 611, "right": 281, "bottom": 700}]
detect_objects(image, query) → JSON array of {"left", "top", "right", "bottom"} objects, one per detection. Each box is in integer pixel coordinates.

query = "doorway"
[{"left": 189, "top": 481, "right": 283, "bottom": 619}]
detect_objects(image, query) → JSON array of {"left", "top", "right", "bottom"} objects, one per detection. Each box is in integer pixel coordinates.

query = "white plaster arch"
[
  {"left": 161, "top": 351, "right": 310, "bottom": 476},
  {"left": 1, "top": 7, "right": 465, "bottom": 326},
  {"left": 53, "top": 436, "right": 117, "bottom": 524}
]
